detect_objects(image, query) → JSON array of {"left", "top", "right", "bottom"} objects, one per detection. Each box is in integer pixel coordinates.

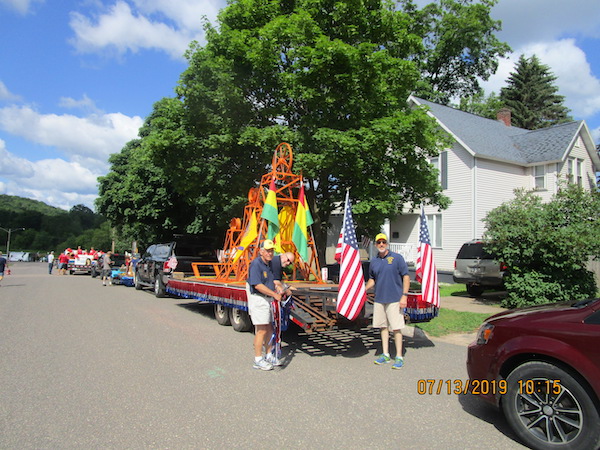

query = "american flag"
[
  {"left": 415, "top": 207, "right": 440, "bottom": 307},
  {"left": 336, "top": 191, "right": 367, "bottom": 320}
]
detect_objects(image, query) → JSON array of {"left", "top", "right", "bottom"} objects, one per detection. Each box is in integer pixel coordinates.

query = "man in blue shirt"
[
  {"left": 247, "top": 239, "right": 282, "bottom": 371},
  {"left": 365, "top": 233, "right": 410, "bottom": 369}
]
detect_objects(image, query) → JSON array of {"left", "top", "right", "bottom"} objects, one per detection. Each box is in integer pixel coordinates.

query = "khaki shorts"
[
  {"left": 248, "top": 293, "right": 273, "bottom": 325},
  {"left": 373, "top": 301, "right": 405, "bottom": 330}
]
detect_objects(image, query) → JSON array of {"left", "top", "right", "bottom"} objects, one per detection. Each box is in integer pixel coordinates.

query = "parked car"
[
  {"left": 452, "top": 239, "right": 506, "bottom": 296},
  {"left": 134, "top": 235, "right": 218, "bottom": 297},
  {"left": 467, "top": 297, "right": 600, "bottom": 450}
]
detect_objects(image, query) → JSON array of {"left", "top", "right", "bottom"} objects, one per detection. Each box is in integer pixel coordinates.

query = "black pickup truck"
[{"left": 134, "top": 235, "right": 218, "bottom": 297}]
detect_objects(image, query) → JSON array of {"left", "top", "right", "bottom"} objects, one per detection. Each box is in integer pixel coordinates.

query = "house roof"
[{"left": 409, "top": 96, "right": 598, "bottom": 167}]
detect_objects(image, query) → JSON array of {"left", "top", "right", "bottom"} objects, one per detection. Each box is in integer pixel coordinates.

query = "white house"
[{"left": 327, "top": 96, "right": 600, "bottom": 272}]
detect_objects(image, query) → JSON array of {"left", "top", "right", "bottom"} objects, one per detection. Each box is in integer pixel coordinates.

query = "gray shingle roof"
[{"left": 411, "top": 97, "right": 583, "bottom": 165}]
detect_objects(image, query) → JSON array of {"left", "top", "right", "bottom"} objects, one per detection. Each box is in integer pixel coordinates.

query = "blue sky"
[{"left": 1, "top": 0, "right": 599, "bottom": 211}]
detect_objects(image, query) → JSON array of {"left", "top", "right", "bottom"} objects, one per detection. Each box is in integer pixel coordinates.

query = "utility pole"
[{"left": 0, "top": 227, "right": 26, "bottom": 258}]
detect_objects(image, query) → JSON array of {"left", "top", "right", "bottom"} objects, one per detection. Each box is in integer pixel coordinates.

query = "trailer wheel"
[
  {"left": 230, "top": 308, "right": 252, "bottom": 332},
  {"left": 214, "top": 304, "right": 231, "bottom": 326}
]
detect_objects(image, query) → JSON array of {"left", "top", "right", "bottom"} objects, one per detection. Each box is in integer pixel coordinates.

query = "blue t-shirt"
[
  {"left": 0, "top": 256, "right": 6, "bottom": 272},
  {"left": 369, "top": 250, "right": 409, "bottom": 304},
  {"left": 247, "top": 256, "right": 276, "bottom": 294}
]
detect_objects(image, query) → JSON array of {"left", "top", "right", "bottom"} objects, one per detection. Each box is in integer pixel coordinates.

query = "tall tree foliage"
[
  {"left": 500, "top": 54, "right": 572, "bottom": 129},
  {"left": 98, "top": 0, "right": 510, "bottom": 254},
  {"left": 175, "top": 0, "right": 455, "bottom": 254},
  {"left": 484, "top": 184, "right": 600, "bottom": 308},
  {"left": 410, "top": 0, "right": 510, "bottom": 104}
]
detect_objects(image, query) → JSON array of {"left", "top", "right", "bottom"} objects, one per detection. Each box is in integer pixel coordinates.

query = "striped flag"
[
  {"left": 232, "top": 209, "right": 258, "bottom": 263},
  {"left": 415, "top": 207, "right": 441, "bottom": 307},
  {"left": 292, "top": 178, "right": 314, "bottom": 261},
  {"left": 336, "top": 191, "right": 367, "bottom": 321},
  {"left": 261, "top": 177, "right": 280, "bottom": 240},
  {"left": 334, "top": 231, "right": 342, "bottom": 263}
]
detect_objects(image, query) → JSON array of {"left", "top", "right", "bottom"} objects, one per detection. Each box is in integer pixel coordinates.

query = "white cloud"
[
  {"left": 0, "top": 139, "right": 34, "bottom": 177},
  {"left": 0, "top": 139, "right": 100, "bottom": 209},
  {"left": 0, "top": 81, "right": 21, "bottom": 102},
  {"left": 482, "top": 39, "right": 600, "bottom": 122},
  {"left": 0, "top": 0, "right": 42, "bottom": 15},
  {"left": 0, "top": 104, "right": 143, "bottom": 164},
  {"left": 132, "top": 0, "right": 222, "bottom": 31},
  {"left": 59, "top": 94, "right": 101, "bottom": 114},
  {"left": 69, "top": 0, "right": 209, "bottom": 59},
  {"left": 492, "top": 0, "right": 600, "bottom": 46}
]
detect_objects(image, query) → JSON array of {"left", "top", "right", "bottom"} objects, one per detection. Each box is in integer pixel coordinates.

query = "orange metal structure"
[{"left": 191, "top": 142, "right": 323, "bottom": 284}]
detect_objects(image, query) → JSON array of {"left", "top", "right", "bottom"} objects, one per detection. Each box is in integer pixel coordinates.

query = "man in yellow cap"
[
  {"left": 247, "top": 239, "right": 282, "bottom": 371},
  {"left": 365, "top": 233, "right": 410, "bottom": 369}
]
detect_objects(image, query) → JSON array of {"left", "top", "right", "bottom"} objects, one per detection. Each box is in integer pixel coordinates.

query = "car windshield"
[{"left": 457, "top": 242, "right": 495, "bottom": 259}]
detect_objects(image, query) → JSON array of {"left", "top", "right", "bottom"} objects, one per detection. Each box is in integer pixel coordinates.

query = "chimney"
[{"left": 497, "top": 108, "right": 511, "bottom": 127}]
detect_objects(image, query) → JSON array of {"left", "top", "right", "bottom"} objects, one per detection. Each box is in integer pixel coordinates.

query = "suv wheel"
[
  {"left": 466, "top": 284, "right": 484, "bottom": 297},
  {"left": 134, "top": 271, "right": 143, "bottom": 290},
  {"left": 502, "top": 361, "right": 600, "bottom": 449},
  {"left": 154, "top": 276, "right": 166, "bottom": 298}
]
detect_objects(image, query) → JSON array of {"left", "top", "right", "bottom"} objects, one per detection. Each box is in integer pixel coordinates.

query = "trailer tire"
[
  {"left": 214, "top": 304, "right": 231, "bottom": 326},
  {"left": 230, "top": 308, "right": 252, "bottom": 332}
]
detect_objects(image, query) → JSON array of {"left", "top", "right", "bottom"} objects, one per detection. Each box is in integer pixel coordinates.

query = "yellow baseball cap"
[
  {"left": 261, "top": 239, "right": 275, "bottom": 250},
  {"left": 375, "top": 233, "right": 387, "bottom": 242}
]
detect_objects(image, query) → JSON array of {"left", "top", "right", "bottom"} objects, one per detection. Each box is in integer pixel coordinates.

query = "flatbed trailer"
[{"left": 166, "top": 277, "right": 437, "bottom": 333}]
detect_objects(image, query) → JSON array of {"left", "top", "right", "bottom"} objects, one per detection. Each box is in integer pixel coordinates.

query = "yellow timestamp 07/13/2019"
[
  {"left": 416, "top": 379, "right": 507, "bottom": 395},
  {"left": 416, "top": 378, "right": 563, "bottom": 396}
]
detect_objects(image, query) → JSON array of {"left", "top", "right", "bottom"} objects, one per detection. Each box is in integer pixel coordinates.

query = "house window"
[
  {"left": 567, "top": 157, "right": 584, "bottom": 186},
  {"left": 534, "top": 165, "right": 545, "bottom": 189},
  {"left": 426, "top": 214, "right": 442, "bottom": 247},
  {"left": 430, "top": 151, "right": 448, "bottom": 189}
]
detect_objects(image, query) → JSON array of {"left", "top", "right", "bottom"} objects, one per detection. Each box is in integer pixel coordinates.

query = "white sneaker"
[
  {"left": 253, "top": 358, "right": 273, "bottom": 371},
  {"left": 266, "top": 353, "right": 283, "bottom": 366}
]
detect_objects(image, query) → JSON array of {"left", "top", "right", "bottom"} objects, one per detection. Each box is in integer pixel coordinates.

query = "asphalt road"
[{"left": 0, "top": 263, "right": 524, "bottom": 449}]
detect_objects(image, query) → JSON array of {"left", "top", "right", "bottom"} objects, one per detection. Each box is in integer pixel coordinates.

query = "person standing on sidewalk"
[
  {"left": 365, "top": 233, "right": 411, "bottom": 369},
  {"left": 101, "top": 252, "right": 113, "bottom": 286},
  {"left": 246, "top": 240, "right": 282, "bottom": 371},
  {"left": 47, "top": 251, "right": 55, "bottom": 274},
  {"left": 0, "top": 251, "right": 7, "bottom": 285}
]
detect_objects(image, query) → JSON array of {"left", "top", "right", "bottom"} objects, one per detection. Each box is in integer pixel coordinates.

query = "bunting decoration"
[{"left": 292, "top": 178, "right": 314, "bottom": 261}]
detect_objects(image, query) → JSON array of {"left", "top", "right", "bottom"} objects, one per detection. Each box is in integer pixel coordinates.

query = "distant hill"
[
  {"left": 0, "top": 194, "right": 67, "bottom": 216},
  {"left": 0, "top": 195, "right": 106, "bottom": 253}
]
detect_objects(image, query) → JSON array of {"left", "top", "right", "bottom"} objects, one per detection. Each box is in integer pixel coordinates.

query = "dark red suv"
[{"left": 467, "top": 298, "right": 600, "bottom": 449}]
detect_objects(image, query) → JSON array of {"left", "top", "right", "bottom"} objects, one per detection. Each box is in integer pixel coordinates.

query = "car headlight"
[{"left": 476, "top": 323, "right": 494, "bottom": 345}]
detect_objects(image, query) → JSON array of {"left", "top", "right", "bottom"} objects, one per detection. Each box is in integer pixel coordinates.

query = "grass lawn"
[{"left": 415, "top": 308, "right": 491, "bottom": 337}]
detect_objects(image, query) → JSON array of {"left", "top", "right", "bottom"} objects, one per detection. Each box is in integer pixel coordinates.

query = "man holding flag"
[{"left": 365, "top": 233, "right": 410, "bottom": 369}]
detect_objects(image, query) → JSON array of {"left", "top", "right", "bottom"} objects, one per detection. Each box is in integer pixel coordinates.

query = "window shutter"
[{"left": 441, "top": 151, "right": 448, "bottom": 189}]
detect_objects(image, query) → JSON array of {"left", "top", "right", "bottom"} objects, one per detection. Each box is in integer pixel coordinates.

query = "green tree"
[
  {"left": 174, "top": 0, "right": 455, "bottom": 256},
  {"left": 455, "top": 91, "right": 503, "bottom": 119},
  {"left": 500, "top": 54, "right": 572, "bottom": 129},
  {"left": 409, "top": 0, "right": 510, "bottom": 104},
  {"left": 483, "top": 184, "right": 600, "bottom": 308}
]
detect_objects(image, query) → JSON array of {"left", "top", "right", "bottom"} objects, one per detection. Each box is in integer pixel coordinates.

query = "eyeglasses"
[{"left": 376, "top": 240, "right": 387, "bottom": 244}]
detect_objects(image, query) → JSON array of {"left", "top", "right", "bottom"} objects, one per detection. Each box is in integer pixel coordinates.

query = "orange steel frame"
[{"left": 192, "top": 142, "right": 323, "bottom": 284}]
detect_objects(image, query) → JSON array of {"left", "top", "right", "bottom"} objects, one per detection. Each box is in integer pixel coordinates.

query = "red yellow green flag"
[
  {"left": 292, "top": 179, "right": 314, "bottom": 261},
  {"left": 232, "top": 209, "right": 258, "bottom": 263},
  {"left": 261, "top": 177, "right": 279, "bottom": 240}
]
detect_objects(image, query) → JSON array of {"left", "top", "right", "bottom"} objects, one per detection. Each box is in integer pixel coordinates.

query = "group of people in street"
[{"left": 246, "top": 232, "right": 410, "bottom": 371}]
